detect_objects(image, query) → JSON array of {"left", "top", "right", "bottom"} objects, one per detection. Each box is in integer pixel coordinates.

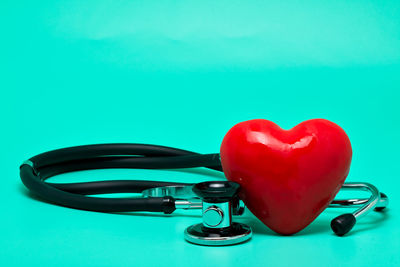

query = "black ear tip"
[
  {"left": 331, "top": 213, "right": 356, "bottom": 236},
  {"left": 375, "top": 192, "right": 388, "bottom": 211}
]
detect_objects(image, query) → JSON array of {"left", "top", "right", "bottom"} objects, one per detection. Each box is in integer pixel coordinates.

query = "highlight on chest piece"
[{"left": 184, "top": 181, "right": 252, "bottom": 246}]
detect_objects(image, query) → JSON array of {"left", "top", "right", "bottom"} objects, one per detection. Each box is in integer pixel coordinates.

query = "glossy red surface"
[{"left": 220, "top": 119, "right": 352, "bottom": 235}]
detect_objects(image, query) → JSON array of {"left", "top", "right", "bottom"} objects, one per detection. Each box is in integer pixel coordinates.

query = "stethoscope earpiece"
[
  {"left": 330, "top": 213, "right": 356, "bottom": 236},
  {"left": 329, "top": 183, "right": 388, "bottom": 236},
  {"left": 184, "top": 181, "right": 252, "bottom": 246}
]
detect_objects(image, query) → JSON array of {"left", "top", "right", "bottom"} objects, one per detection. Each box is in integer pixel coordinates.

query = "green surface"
[{"left": 1, "top": 0, "right": 400, "bottom": 266}]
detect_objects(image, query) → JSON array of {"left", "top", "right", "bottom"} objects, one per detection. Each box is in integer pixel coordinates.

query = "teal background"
[{"left": 1, "top": 0, "right": 399, "bottom": 266}]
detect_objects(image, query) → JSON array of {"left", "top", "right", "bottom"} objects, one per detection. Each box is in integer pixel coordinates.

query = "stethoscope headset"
[{"left": 20, "top": 143, "right": 389, "bottom": 246}]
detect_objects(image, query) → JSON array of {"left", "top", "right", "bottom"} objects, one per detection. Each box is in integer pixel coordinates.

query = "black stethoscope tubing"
[{"left": 20, "top": 144, "right": 221, "bottom": 213}]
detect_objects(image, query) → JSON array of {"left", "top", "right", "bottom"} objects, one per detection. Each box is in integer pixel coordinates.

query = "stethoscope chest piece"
[{"left": 183, "top": 181, "right": 252, "bottom": 246}]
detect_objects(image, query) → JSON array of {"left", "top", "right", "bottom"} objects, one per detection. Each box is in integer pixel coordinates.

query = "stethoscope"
[{"left": 20, "top": 143, "right": 389, "bottom": 246}]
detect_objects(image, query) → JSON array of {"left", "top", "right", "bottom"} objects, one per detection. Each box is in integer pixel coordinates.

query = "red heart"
[{"left": 220, "top": 119, "right": 352, "bottom": 235}]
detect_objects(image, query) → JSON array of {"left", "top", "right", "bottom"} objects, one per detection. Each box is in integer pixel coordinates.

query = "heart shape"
[{"left": 220, "top": 119, "right": 352, "bottom": 235}]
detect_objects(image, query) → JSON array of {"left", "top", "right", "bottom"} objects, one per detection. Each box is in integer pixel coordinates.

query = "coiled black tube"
[{"left": 20, "top": 144, "right": 222, "bottom": 213}]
